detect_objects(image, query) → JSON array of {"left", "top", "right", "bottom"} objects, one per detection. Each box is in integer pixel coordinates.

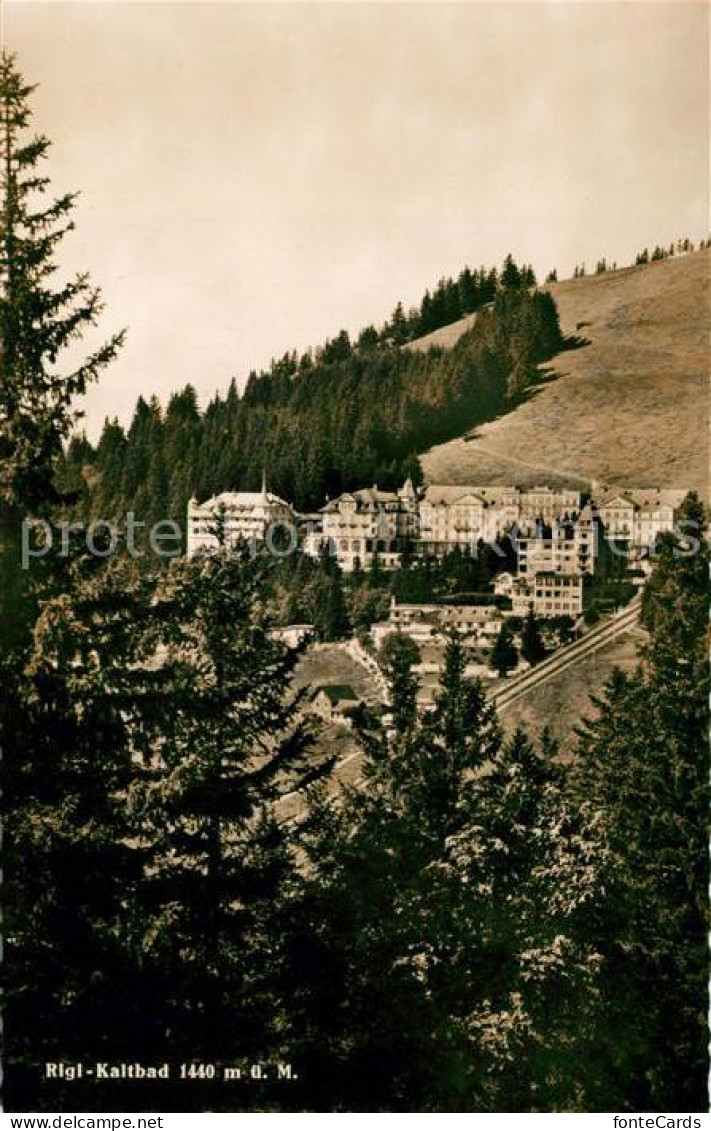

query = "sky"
[{"left": 5, "top": 1, "right": 709, "bottom": 438}]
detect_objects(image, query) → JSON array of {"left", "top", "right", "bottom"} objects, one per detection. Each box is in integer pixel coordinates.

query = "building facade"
[
  {"left": 515, "top": 505, "right": 597, "bottom": 577},
  {"left": 319, "top": 478, "right": 418, "bottom": 571},
  {"left": 495, "top": 570, "right": 584, "bottom": 618},
  {"left": 417, "top": 483, "right": 583, "bottom": 554},
  {"left": 531, "top": 572, "right": 584, "bottom": 617},
  {"left": 188, "top": 478, "right": 686, "bottom": 579},
  {"left": 186, "top": 476, "right": 295, "bottom": 556},
  {"left": 371, "top": 597, "right": 503, "bottom": 649},
  {"left": 592, "top": 488, "right": 685, "bottom": 549}
]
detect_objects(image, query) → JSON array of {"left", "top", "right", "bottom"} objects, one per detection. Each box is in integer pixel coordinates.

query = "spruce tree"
[
  {"left": 445, "top": 725, "right": 603, "bottom": 1110},
  {"left": 284, "top": 631, "right": 600, "bottom": 1111},
  {"left": 130, "top": 548, "right": 316, "bottom": 1073},
  {"left": 6, "top": 546, "right": 318, "bottom": 1110},
  {"left": 4, "top": 549, "right": 155, "bottom": 1110},
  {"left": 520, "top": 606, "right": 546, "bottom": 663},
  {"left": 313, "top": 558, "right": 351, "bottom": 640},
  {"left": 574, "top": 494, "right": 709, "bottom": 1110},
  {"left": 490, "top": 619, "right": 518, "bottom": 675},
  {"left": 378, "top": 630, "right": 420, "bottom": 737},
  {"left": 0, "top": 52, "right": 124, "bottom": 645},
  {"left": 501, "top": 253, "right": 522, "bottom": 289},
  {"left": 0, "top": 53, "right": 125, "bottom": 1106}
]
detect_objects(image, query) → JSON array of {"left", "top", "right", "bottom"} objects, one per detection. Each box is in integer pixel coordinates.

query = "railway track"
[{"left": 490, "top": 597, "right": 643, "bottom": 712}]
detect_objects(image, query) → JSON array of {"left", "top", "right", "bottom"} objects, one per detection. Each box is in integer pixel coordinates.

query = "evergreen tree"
[
  {"left": 445, "top": 725, "right": 602, "bottom": 1110},
  {"left": 129, "top": 549, "right": 316, "bottom": 1071},
  {"left": 378, "top": 630, "right": 420, "bottom": 736},
  {"left": 4, "top": 550, "right": 157, "bottom": 1109},
  {"left": 501, "top": 253, "right": 522, "bottom": 289},
  {"left": 0, "top": 51, "right": 124, "bottom": 513},
  {"left": 457, "top": 266, "right": 477, "bottom": 313},
  {"left": 283, "top": 634, "right": 601, "bottom": 1111},
  {"left": 388, "top": 302, "right": 409, "bottom": 346},
  {"left": 490, "top": 619, "right": 518, "bottom": 675},
  {"left": 506, "top": 352, "right": 534, "bottom": 402},
  {"left": 0, "top": 52, "right": 124, "bottom": 645},
  {"left": 520, "top": 606, "right": 546, "bottom": 663},
  {"left": 574, "top": 494, "right": 709, "bottom": 1110},
  {"left": 313, "top": 559, "right": 351, "bottom": 640},
  {"left": 5, "top": 546, "right": 319, "bottom": 1110}
]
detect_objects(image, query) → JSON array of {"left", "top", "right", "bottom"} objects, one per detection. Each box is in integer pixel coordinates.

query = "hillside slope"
[
  {"left": 497, "top": 622, "right": 646, "bottom": 747},
  {"left": 419, "top": 249, "right": 710, "bottom": 497}
]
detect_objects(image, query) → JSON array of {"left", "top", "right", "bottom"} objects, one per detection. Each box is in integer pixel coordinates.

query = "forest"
[
  {"left": 1, "top": 52, "right": 708, "bottom": 1115},
  {"left": 56, "top": 261, "right": 562, "bottom": 532}
]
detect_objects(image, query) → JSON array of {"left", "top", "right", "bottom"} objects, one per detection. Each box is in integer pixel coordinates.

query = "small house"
[{"left": 311, "top": 684, "right": 362, "bottom": 723}]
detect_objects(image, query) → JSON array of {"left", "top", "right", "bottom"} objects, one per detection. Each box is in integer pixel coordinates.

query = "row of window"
[
  {"left": 191, "top": 521, "right": 262, "bottom": 536},
  {"left": 334, "top": 538, "right": 402, "bottom": 554}
]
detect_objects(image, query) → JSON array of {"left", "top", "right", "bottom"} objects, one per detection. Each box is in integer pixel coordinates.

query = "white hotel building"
[
  {"left": 416, "top": 484, "right": 582, "bottom": 554},
  {"left": 591, "top": 488, "right": 686, "bottom": 549},
  {"left": 186, "top": 475, "right": 295, "bottom": 556},
  {"left": 186, "top": 478, "right": 687, "bottom": 586}
]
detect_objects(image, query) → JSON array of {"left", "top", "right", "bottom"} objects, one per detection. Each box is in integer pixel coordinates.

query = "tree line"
[
  {"left": 569, "top": 234, "right": 709, "bottom": 278},
  {"left": 1, "top": 52, "right": 707, "bottom": 1115},
  {"left": 56, "top": 273, "right": 561, "bottom": 534}
]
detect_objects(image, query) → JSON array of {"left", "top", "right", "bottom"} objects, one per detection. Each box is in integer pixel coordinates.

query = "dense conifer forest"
[{"left": 57, "top": 262, "right": 562, "bottom": 531}]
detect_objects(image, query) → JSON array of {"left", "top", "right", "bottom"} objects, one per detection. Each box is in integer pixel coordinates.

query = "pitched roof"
[
  {"left": 594, "top": 488, "right": 687, "bottom": 510},
  {"left": 194, "top": 490, "right": 290, "bottom": 510},
  {"left": 422, "top": 485, "right": 488, "bottom": 506},
  {"left": 315, "top": 684, "right": 359, "bottom": 704},
  {"left": 422, "top": 483, "right": 581, "bottom": 508},
  {"left": 352, "top": 487, "right": 399, "bottom": 504},
  {"left": 321, "top": 487, "right": 399, "bottom": 512}
]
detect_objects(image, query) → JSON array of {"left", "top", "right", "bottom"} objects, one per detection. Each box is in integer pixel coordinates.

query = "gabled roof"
[
  {"left": 422, "top": 485, "right": 488, "bottom": 506},
  {"left": 398, "top": 476, "right": 418, "bottom": 498},
  {"left": 454, "top": 491, "right": 488, "bottom": 506},
  {"left": 594, "top": 487, "right": 687, "bottom": 510},
  {"left": 598, "top": 492, "right": 637, "bottom": 509},
  {"left": 321, "top": 493, "right": 357, "bottom": 513},
  {"left": 321, "top": 487, "right": 399, "bottom": 513},
  {"left": 422, "top": 483, "right": 578, "bottom": 508},
  {"left": 626, "top": 489, "right": 687, "bottom": 510},
  {"left": 193, "top": 490, "right": 290, "bottom": 510},
  {"left": 353, "top": 487, "right": 399, "bottom": 504}
]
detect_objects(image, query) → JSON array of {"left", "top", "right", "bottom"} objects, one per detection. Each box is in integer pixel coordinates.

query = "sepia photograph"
[{"left": 0, "top": 0, "right": 708, "bottom": 1117}]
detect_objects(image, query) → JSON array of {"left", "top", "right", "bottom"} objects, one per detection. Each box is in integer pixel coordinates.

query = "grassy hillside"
[
  {"left": 419, "top": 248, "right": 710, "bottom": 497},
  {"left": 408, "top": 310, "right": 479, "bottom": 352},
  {"left": 497, "top": 622, "right": 647, "bottom": 748}
]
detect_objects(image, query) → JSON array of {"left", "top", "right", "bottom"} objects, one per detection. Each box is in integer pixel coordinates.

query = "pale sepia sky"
[{"left": 5, "top": 1, "right": 709, "bottom": 437}]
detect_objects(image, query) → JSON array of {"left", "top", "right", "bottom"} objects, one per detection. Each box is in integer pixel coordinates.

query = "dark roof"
[
  {"left": 316, "top": 684, "right": 359, "bottom": 704},
  {"left": 534, "top": 571, "right": 583, "bottom": 582}
]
